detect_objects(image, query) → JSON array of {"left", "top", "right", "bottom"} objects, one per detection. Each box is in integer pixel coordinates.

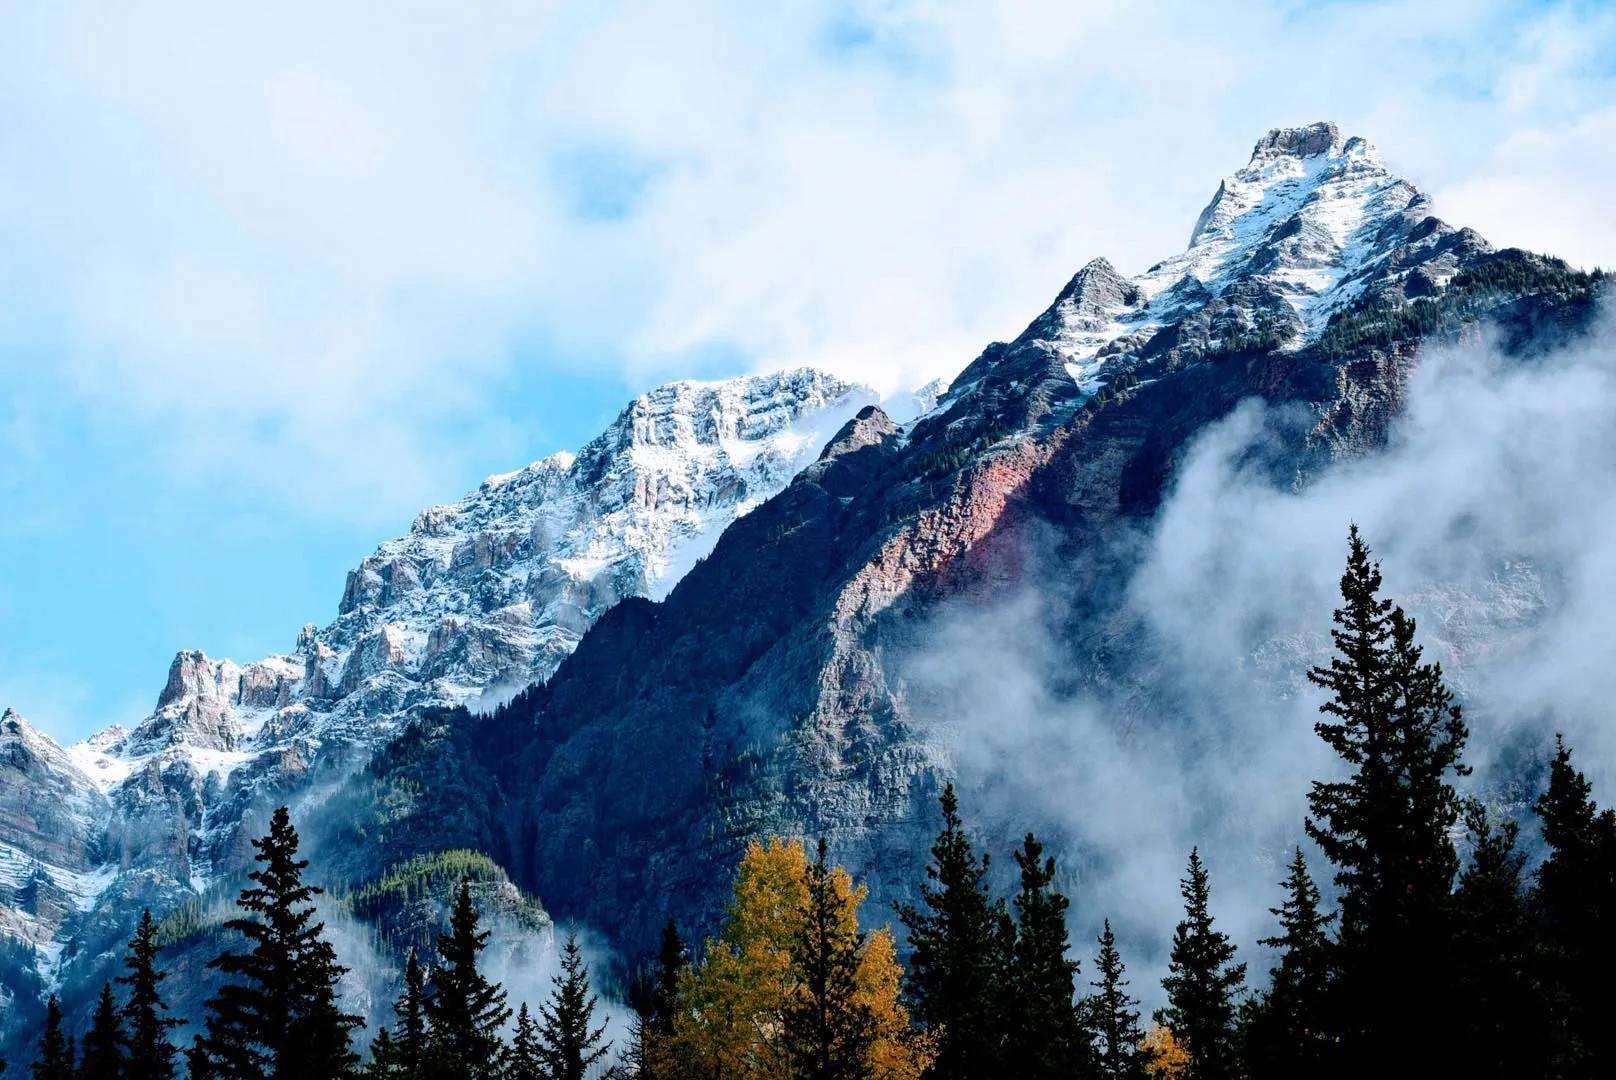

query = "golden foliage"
[
  {"left": 650, "top": 837, "right": 934, "bottom": 1080},
  {"left": 1140, "top": 1025, "right": 1190, "bottom": 1080}
]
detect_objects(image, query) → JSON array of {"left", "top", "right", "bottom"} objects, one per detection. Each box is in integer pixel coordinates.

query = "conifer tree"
[
  {"left": 1304, "top": 526, "right": 1469, "bottom": 1066},
  {"left": 536, "top": 933, "right": 610, "bottom": 1080},
  {"left": 896, "top": 784, "right": 1009, "bottom": 1080},
  {"left": 1082, "top": 920, "right": 1144, "bottom": 1080},
  {"left": 1532, "top": 734, "right": 1616, "bottom": 1075},
  {"left": 1005, "top": 834, "right": 1088, "bottom": 1079},
  {"left": 363, "top": 1029, "right": 398, "bottom": 1080},
  {"left": 80, "top": 981, "right": 127, "bottom": 1080},
  {"left": 182, "top": 1037, "right": 212, "bottom": 1080},
  {"left": 651, "top": 920, "right": 685, "bottom": 1039},
  {"left": 1452, "top": 801, "right": 1544, "bottom": 1079},
  {"left": 390, "top": 949, "right": 429, "bottom": 1080},
  {"left": 1156, "top": 849, "right": 1245, "bottom": 1080},
  {"left": 34, "top": 995, "right": 76, "bottom": 1080},
  {"left": 425, "top": 879, "right": 510, "bottom": 1080},
  {"left": 1242, "top": 849, "right": 1332, "bottom": 1079},
  {"left": 785, "top": 838, "right": 875, "bottom": 1080},
  {"left": 119, "top": 910, "right": 178, "bottom": 1080},
  {"left": 507, "top": 1004, "right": 542, "bottom": 1080},
  {"left": 201, "top": 805, "right": 363, "bottom": 1080}
]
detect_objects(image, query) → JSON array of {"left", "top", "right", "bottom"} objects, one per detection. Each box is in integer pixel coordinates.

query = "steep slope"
[
  {"left": 0, "top": 369, "right": 876, "bottom": 1029},
  {"left": 331, "top": 123, "right": 1604, "bottom": 958}
]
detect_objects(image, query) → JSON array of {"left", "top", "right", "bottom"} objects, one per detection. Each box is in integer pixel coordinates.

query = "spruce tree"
[
  {"left": 34, "top": 995, "right": 76, "bottom": 1080},
  {"left": 1242, "top": 848, "right": 1332, "bottom": 1079},
  {"left": 1005, "top": 834, "right": 1089, "bottom": 1079},
  {"left": 507, "top": 1003, "right": 542, "bottom": 1080},
  {"left": 390, "top": 949, "right": 429, "bottom": 1080},
  {"left": 536, "top": 933, "right": 610, "bottom": 1080},
  {"left": 201, "top": 805, "right": 363, "bottom": 1080},
  {"left": 896, "top": 783, "right": 1009, "bottom": 1080},
  {"left": 119, "top": 909, "right": 179, "bottom": 1080},
  {"left": 1081, "top": 920, "right": 1144, "bottom": 1080},
  {"left": 425, "top": 879, "right": 510, "bottom": 1080},
  {"left": 182, "top": 1037, "right": 212, "bottom": 1080},
  {"left": 651, "top": 920, "right": 685, "bottom": 1038},
  {"left": 1532, "top": 734, "right": 1616, "bottom": 1076},
  {"left": 363, "top": 1029, "right": 398, "bottom": 1080},
  {"left": 1304, "top": 526, "right": 1469, "bottom": 1067},
  {"left": 1156, "top": 849, "right": 1245, "bottom": 1080},
  {"left": 1452, "top": 801, "right": 1544, "bottom": 1079},
  {"left": 785, "top": 838, "right": 875, "bottom": 1080},
  {"left": 79, "top": 982, "right": 126, "bottom": 1080}
]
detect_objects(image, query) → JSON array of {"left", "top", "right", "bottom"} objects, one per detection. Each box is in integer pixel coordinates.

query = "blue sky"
[{"left": 3, "top": 0, "right": 1615, "bottom": 743}]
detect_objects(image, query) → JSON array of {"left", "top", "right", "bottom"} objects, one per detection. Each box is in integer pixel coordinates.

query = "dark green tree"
[
  {"left": 363, "top": 1029, "right": 399, "bottom": 1080},
  {"left": 1304, "top": 526, "right": 1469, "bottom": 1067},
  {"left": 425, "top": 879, "right": 509, "bottom": 1080},
  {"left": 1243, "top": 849, "right": 1332, "bottom": 1079},
  {"left": 182, "top": 1037, "right": 213, "bottom": 1080},
  {"left": 1451, "top": 801, "right": 1545, "bottom": 1078},
  {"left": 785, "top": 838, "right": 875, "bottom": 1080},
  {"left": 1005, "top": 834, "right": 1089, "bottom": 1079},
  {"left": 1081, "top": 919, "right": 1144, "bottom": 1080},
  {"left": 201, "top": 805, "right": 363, "bottom": 1080},
  {"left": 34, "top": 995, "right": 76, "bottom": 1080},
  {"left": 119, "top": 910, "right": 179, "bottom": 1080},
  {"left": 896, "top": 783, "right": 1010, "bottom": 1080},
  {"left": 1157, "top": 849, "right": 1245, "bottom": 1080},
  {"left": 651, "top": 920, "right": 685, "bottom": 1038},
  {"left": 390, "top": 949, "right": 429, "bottom": 1080},
  {"left": 1532, "top": 734, "right": 1616, "bottom": 1076},
  {"left": 536, "top": 933, "right": 610, "bottom": 1080},
  {"left": 507, "top": 1003, "right": 542, "bottom": 1080},
  {"left": 79, "top": 982, "right": 126, "bottom": 1080}
]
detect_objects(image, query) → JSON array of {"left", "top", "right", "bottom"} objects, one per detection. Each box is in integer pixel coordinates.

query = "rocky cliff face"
[{"left": 0, "top": 368, "right": 875, "bottom": 1039}]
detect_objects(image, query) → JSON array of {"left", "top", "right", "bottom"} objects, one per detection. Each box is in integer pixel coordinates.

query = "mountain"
[
  {"left": 297, "top": 122, "right": 1601, "bottom": 956},
  {"left": 0, "top": 369, "right": 876, "bottom": 1043},
  {"left": 0, "top": 121, "right": 1605, "bottom": 1062}
]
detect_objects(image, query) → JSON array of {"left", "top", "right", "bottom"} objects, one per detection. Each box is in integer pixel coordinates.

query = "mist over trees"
[{"left": 16, "top": 527, "right": 1616, "bottom": 1079}]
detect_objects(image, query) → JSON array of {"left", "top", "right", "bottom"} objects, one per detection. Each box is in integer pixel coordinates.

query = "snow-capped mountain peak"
[{"left": 1009, "top": 121, "right": 1479, "bottom": 395}]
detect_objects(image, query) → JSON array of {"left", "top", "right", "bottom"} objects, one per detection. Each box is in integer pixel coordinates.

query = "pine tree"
[
  {"left": 1243, "top": 849, "right": 1332, "bottom": 1079},
  {"left": 651, "top": 920, "right": 685, "bottom": 1039},
  {"left": 896, "top": 783, "right": 1009, "bottom": 1080},
  {"left": 202, "top": 805, "right": 363, "bottom": 1080},
  {"left": 1304, "top": 526, "right": 1469, "bottom": 1067},
  {"left": 425, "top": 879, "right": 510, "bottom": 1080},
  {"left": 536, "top": 933, "right": 610, "bottom": 1080},
  {"left": 1005, "top": 834, "right": 1089, "bottom": 1079},
  {"left": 391, "top": 949, "right": 429, "bottom": 1080},
  {"left": 507, "top": 1003, "right": 542, "bottom": 1080},
  {"left": 119, "top": 910, "right": 179, "bottom": 1080},
  {"left": 1156, "top": 849, "right": 1245, "bottom": 1080},
  {"left": 1452, "top": 801, "right": 1545, "bottom": 1078},
  {"left": 80, "top": 981, "right": 127, "bottom": 1080},
  {"left": 1532, "top": 735, "right": 1616, "bottom": 1076},
  {"left": 182, "top": 1037, "right": 213, "bottom": 1080},
  {"left": 34, "top": 995, "right": 76, "bottom": 1080},
  {"left": 1082, "top": 920, "right": 1144, "bottom": 1080},
  {"left": 785, "top": 838, "right": 876, "bottom": 1080},
  {"left": 363, "top": 1029, "right": 399, "bottom": 1080}
]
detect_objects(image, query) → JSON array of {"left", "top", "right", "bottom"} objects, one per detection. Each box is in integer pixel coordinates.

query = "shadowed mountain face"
[{"left": 1, "top": 122, "right": 1607, "bottom": 1059}]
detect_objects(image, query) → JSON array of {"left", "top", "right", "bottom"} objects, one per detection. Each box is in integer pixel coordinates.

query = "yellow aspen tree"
[{"left": 1140, "top": 1025, "right": 1190, "bottom": 1080}]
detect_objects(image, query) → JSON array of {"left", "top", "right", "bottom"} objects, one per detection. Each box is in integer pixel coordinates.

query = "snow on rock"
[
  {"left": 1015, "top": 122, "right": 1485, "bottom": 394},
  {"left": 0, "top": 368, "right": 876, "bottom": 974}
]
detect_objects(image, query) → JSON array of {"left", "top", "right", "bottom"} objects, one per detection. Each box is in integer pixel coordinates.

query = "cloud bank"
[
  {"left": 906, "top": 304, "right": 1616, "bottom": 997},
  {"left": 3, "top": 0, "right": 1615, "bottom": 520}
]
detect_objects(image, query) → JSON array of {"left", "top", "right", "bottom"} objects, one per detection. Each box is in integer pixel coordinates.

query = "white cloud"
[{"left": 1, "top": 0, "right": 1614, "bottom": 523}]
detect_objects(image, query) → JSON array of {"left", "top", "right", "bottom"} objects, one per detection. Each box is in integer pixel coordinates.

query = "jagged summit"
[{"left": 984, "top": 121, "right": 1485, "bottom": 402}]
